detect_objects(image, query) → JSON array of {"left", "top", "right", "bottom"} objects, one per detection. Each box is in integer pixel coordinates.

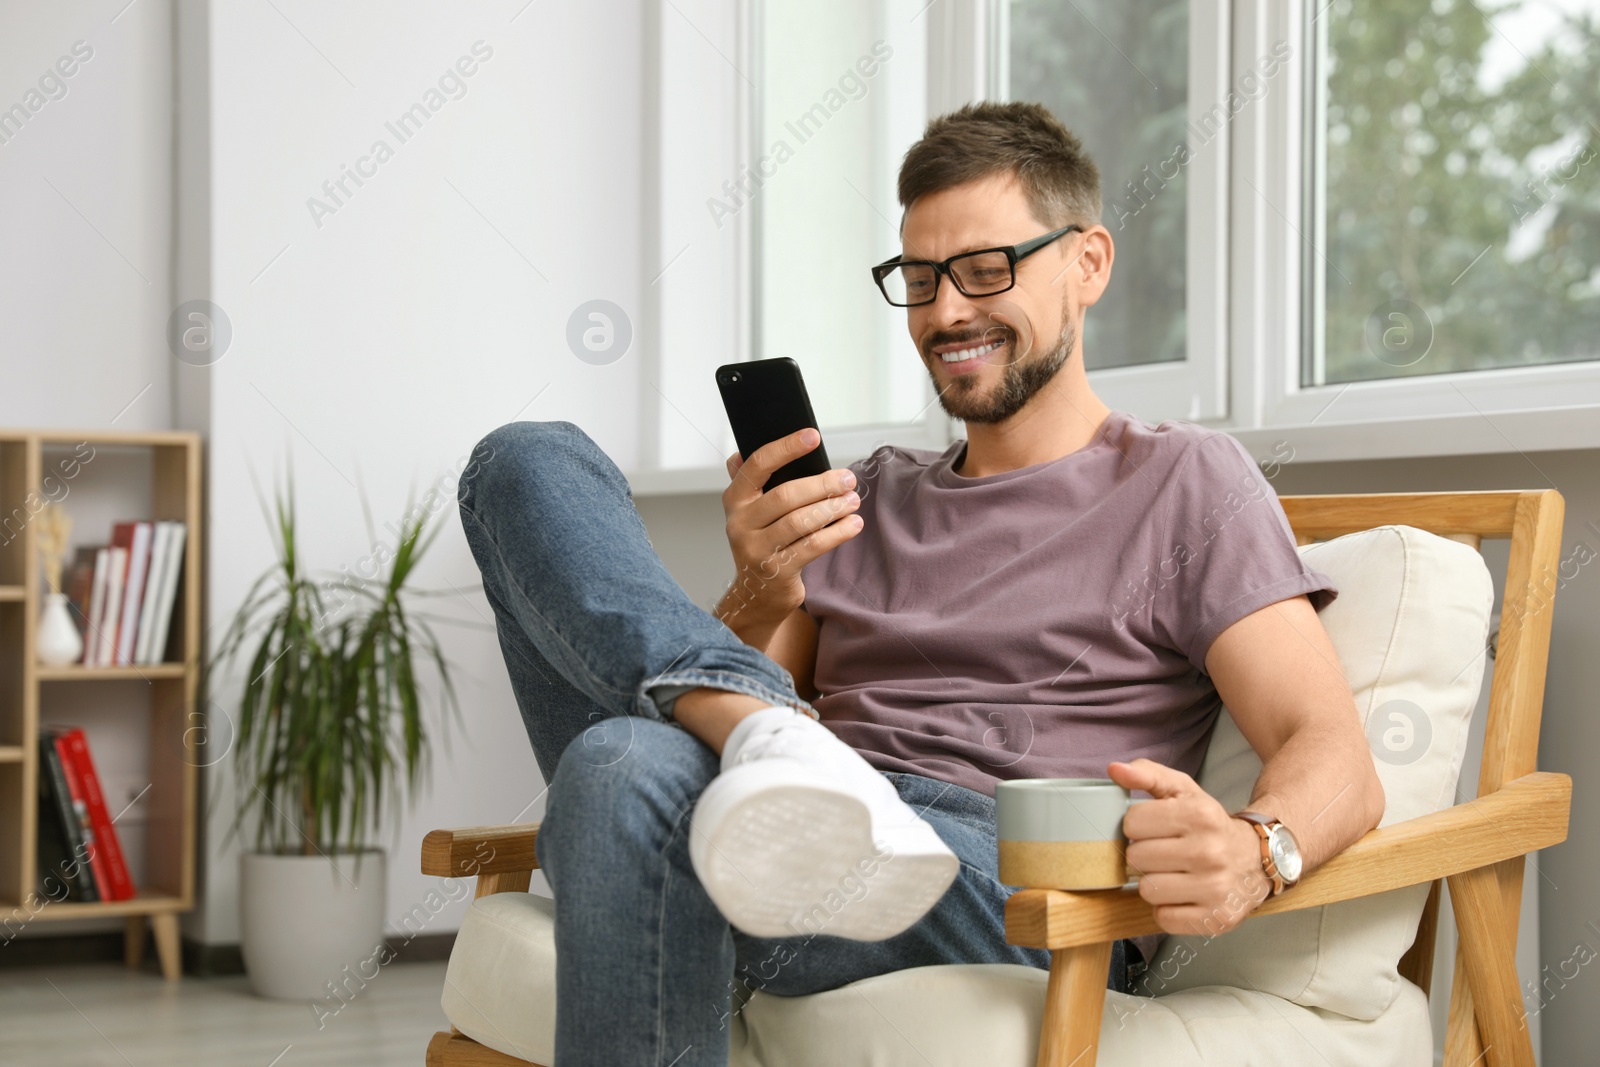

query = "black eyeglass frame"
[{"left": 870, "top": 224, "right": 1084, "bottom": 307}]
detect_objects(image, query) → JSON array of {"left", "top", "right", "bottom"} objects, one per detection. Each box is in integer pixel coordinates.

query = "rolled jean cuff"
[{"left": 640, "top": 670, "right": 819, "bottom": 723}]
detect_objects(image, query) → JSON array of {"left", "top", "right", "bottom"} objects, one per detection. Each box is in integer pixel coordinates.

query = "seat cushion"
[
  {"left": 443, "top": 894, "right": 1432, "bottom": 1066},
  {"left": 443, "top": 891, "right": 558, "bottom": 1066},
  {"left": 739, "top": 962, "right": 1433, "bottom": 1067},
  {"left": 1147, "top": 525, "right": 1492, "bottom": 1021}
]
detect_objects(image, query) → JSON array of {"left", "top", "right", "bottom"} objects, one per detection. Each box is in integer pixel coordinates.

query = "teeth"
[{"left": 940, "top": 340, "right": 1003, "bottom": 363}]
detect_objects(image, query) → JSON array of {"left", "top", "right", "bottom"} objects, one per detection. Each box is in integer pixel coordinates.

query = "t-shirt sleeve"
[{"left": 1150, "top": 432, "right": 1339, "bottom": 674}]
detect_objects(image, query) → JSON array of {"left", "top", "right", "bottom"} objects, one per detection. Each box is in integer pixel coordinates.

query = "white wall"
[
  {"left": 0, "top": 0, "right": 172, "bottom": 428},
  {"left": 0, "top": 0, "right": 175, "bottom": 939},
  {"left": 192, "top": 0, "right": 748, "bottom": 946},
  {"left": 196, "top": 0, "right": 654, "bottom": 943}
]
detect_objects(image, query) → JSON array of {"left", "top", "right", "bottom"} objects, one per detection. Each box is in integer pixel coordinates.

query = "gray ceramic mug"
[{"left": 995, "top": 778, "right": 1149, "bottom": 890}]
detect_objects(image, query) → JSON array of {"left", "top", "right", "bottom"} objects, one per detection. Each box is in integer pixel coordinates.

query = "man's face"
[{"left": 899, "top": 172, "right": 1083, "bottom": 424}]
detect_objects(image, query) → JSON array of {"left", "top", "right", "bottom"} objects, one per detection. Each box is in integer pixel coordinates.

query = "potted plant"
[{"left": 211, "top": 471, "right": 463, "bottom": 1000}]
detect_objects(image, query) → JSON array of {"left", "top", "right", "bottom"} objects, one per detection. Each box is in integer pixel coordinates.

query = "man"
[{"left": 457, "top": 101, "right": 1384, "bottom": 1067}]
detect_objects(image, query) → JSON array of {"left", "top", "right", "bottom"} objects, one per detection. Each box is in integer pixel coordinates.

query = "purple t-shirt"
[{"left": 800, "top": 409, "right": 1338, "bottom": 800}]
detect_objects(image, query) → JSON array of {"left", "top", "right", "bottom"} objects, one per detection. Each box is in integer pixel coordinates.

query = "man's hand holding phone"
[{"left": 718, "top": 427, "right": 862, "bottom": 631}]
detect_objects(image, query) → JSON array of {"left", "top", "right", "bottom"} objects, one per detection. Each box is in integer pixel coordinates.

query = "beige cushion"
[
  {"left": 444, "top": 895, "right": 1433, "bottom": 1066},
  {"left": 441, "top": 523, "right": 1490, "bottom": 1064},
  {"left": 1144, "top": 525, "right": 1492, "bottom": 1021},
  {"left": 737, "top": 963, "right": 1433, "bottom": 1067},
  {"left": 443, "top": 892, "right": 559, "bottom": 1065}
]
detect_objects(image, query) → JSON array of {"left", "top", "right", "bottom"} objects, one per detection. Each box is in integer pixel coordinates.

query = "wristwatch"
[{"left": 1232, "top": 811, "right": 1303, "bottom": 896}]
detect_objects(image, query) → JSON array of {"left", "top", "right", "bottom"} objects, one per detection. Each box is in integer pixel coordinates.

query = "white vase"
[
  {"left": 239, "top": 850, "right": 388, "bottom": 1001},
  {"left": 37, "top": 592, "right": 83, "bottom": 666}
]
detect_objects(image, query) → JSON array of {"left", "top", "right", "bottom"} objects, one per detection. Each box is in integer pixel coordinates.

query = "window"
[
  {"left": 1308, "top": 0, "right": 1600, "bottom": 387},
  {"left": 1008, "top": 0, "right": 1189, "bottom": 373},
  {"left": 751, "top": 0, "right": 945, "bottom": 454},
  {"left": 665, "top": 0, "right": 1600, "bottom": 495},
  {"left": 991, "top": 0, "right": 1600, "bottom": 446},
  {"left": 997, "top": 0, "right": 1231, "bottom": 422}
]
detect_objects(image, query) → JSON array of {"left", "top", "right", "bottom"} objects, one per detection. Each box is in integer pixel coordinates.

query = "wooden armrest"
[
  {"left": 1007, "top": 771, "right": 1570, "bottom": 950},
  {"left": 421, "top": 823, "right": 541, "bottom": 878}
]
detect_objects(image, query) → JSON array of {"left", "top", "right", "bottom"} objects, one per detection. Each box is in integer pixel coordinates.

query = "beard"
[{"left": 927, "top": 308, "right": 1078, "bottom": 425}]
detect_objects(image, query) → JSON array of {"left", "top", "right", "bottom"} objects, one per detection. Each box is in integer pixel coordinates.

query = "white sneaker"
[{"left": 688, "top": 706, "right": 959, "bottom": 941}]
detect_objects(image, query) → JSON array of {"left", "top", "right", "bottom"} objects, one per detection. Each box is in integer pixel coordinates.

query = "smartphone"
[{"left": 715, "top": 357, "right": 832, "bottom": 493}]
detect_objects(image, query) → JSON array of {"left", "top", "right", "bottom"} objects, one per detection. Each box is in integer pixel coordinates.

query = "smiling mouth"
[{"left": 935, "top": 338, "right": 1006, "bottom": 364}]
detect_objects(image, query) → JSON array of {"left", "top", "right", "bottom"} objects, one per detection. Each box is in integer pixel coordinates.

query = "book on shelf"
[
  {"left": 54, "top": 727, "right": 135, "bottom": 901},
  {"left": 36, "top": 733, "right": 97, "bottom": 902},
  {"left": 34, "top": 787, "right": 83, "bottom": 902},
  {"left": 94, "top": 545, "right": 126, "bottom": 668},
  {"left": 65, "top": 546, "right": 98, "bottom": 649},
  {"left": 48, "top": 728, "right": 109, "bottom": 900},
  {"left": 82, "top": 548, "right": 109, "bottom": 666},
  {"left": 141, "top": 520, "right": 186, "bottom": 665},
  {"left": 134, "top": 522, "right": 172, "bottom": 664},
  {"left": 111, "top": 521, "right": 154, "bottom": 666},
  {"left": 69, "top": 519, "right": 186, "bottom": 669}
]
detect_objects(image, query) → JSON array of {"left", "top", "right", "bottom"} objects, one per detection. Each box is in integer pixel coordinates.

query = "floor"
[{"left": 0, "top": 960, "right": 451, "bottom": 1066}]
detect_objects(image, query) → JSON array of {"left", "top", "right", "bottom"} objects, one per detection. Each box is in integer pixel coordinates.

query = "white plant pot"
[
  {"left": 239, "top": 849, "right": 387, "bottom": 1001},
  {"left": 37, "top": 592, "right": 83, "bottom": 666}
]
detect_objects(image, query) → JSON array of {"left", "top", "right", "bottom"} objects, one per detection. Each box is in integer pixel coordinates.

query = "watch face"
[{"left": 1268, "top": 827, "right": 1303, "bottom": 883}]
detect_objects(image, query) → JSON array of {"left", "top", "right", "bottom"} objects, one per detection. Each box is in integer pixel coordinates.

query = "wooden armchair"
[
  {"left": 1012, "top": 490, "right": 1570, "bottom": 1067},
  {"left": 422, "top": 491, "right": 1570, "bottom": 1067}
]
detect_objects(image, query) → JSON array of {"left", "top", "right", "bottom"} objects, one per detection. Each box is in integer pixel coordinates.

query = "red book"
[{"left": 55, "top": 729, "right": 136, "bottom": 900}]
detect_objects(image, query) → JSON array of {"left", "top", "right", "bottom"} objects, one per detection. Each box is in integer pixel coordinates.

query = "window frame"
[
  {"left": 741, "top": 0, "right": 956, "bottom": 468},
  {"left": 1237, "top": 1, "right": 1600, "bottom": 456},
  {"left": 984, "top": 0, "right": 1600, "bottom": 460},
  {"left": 989, "top": 0, "right": 1233, "bottom": 424}
]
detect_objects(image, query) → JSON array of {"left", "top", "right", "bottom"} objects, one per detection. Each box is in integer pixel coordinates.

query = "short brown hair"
[{"left": 896, "top": 101, "right": 1101, "bottom": 234}]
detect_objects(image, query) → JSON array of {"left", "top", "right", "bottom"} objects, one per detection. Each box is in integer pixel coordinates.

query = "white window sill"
[
  {"left": 624, "top": 465, "right": 733, "bottom": 498},
  {"left": 1224, "top": 403, "right": 1600, "bottom": 467},
  {"left": 625, "top": 438, "right": 919, "bottom": 498}
]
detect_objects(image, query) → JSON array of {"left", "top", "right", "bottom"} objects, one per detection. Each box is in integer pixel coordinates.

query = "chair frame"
[{"left": 420, "top": 491, "right": 1571, "bottom": 1067}]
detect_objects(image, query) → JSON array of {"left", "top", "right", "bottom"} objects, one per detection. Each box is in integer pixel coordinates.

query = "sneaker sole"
[{"left": 689, "top": 760, "right": 959, "bottom": 942}]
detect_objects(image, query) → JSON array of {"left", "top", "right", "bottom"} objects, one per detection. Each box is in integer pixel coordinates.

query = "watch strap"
[{"left": 1233, "top": 810, "right": 1288, "bottom": 896}]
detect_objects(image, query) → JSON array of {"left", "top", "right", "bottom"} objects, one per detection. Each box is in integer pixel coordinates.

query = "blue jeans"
[{"left": 456, "top": 420, "right": 1137, "bottom": 1067}]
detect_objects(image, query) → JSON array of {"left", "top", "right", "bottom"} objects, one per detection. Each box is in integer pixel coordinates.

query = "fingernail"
[
  {"left": 844, "top": 491, "right": 860, "bottom": 507},
  {"left": 801, "top": 428, "right": 819, "bottom": 446},
  {"left": 840, "top": 470, "right": 856, "bottom": 488}
]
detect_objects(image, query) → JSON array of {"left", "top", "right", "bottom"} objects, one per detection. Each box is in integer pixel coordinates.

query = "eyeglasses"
[{"left": 870, "top": 225, "right": 1083, "bottom": 307}]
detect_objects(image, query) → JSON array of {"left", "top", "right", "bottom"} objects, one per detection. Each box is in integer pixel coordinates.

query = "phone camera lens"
[{"left": 729, "top": 372, "right": 740, "bottom": 382}]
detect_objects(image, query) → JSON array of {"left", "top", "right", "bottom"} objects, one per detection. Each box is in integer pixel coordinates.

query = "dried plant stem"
[{"left": 37, "top": 504, "right": 73, "bottom": 595}]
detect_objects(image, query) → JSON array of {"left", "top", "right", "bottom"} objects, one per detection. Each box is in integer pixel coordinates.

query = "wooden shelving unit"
[{"left": 0, "top": 428, "right": 201, "bottom": 980}]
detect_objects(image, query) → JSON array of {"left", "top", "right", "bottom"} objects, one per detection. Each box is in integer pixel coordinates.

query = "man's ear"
[{"left": 1066, "top": 226, "right": 1114, "bottom": 308}]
